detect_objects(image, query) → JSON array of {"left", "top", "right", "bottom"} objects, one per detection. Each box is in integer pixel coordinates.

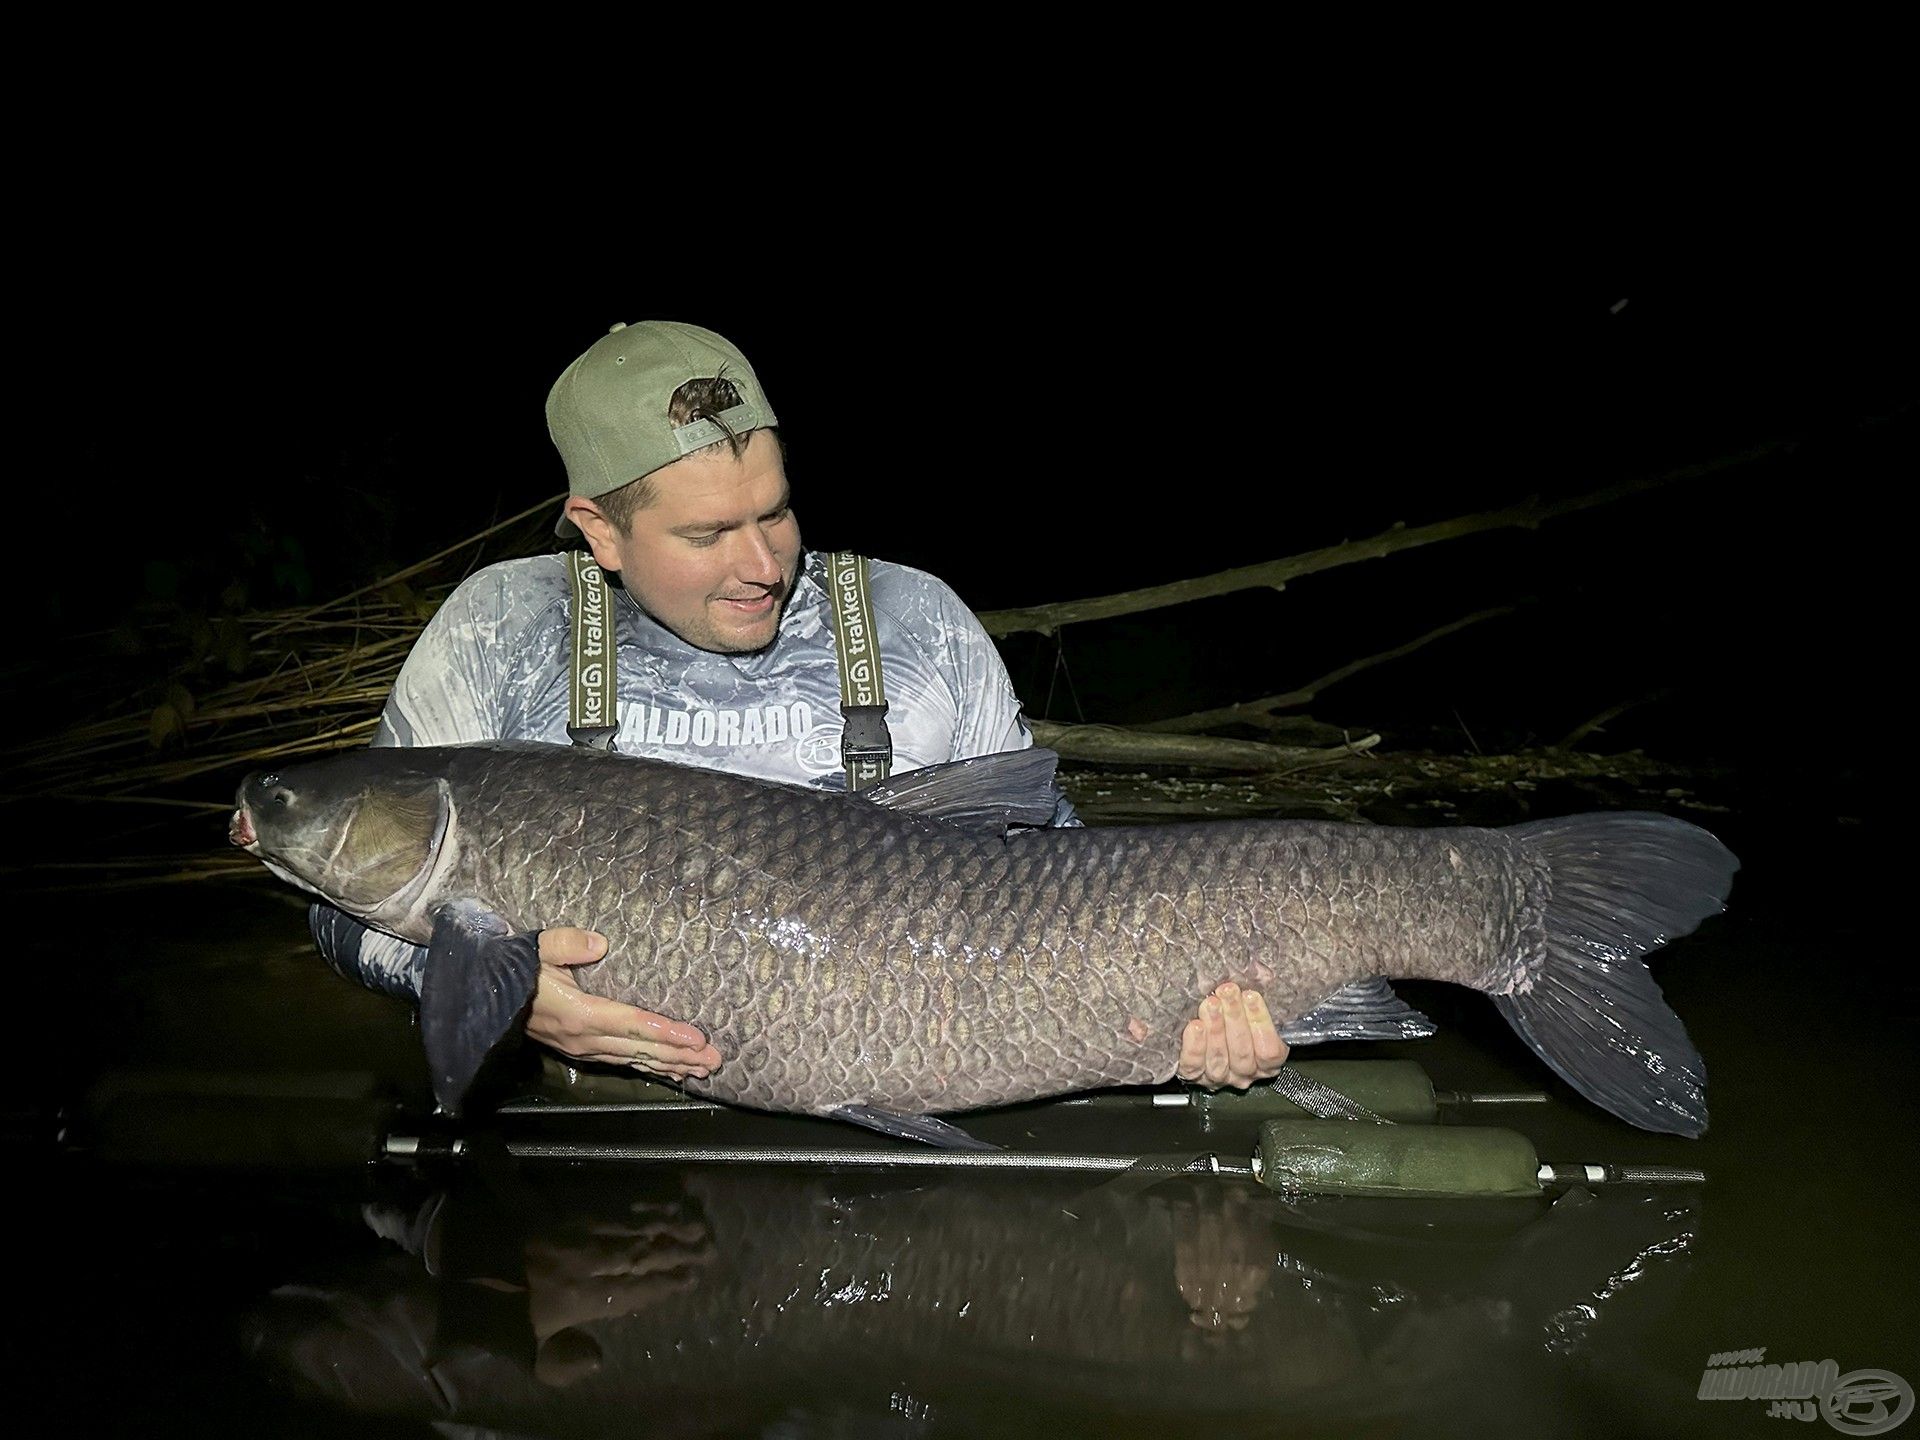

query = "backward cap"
[{"left": 547, "top": 320, "right": 778, "bottom": 538}]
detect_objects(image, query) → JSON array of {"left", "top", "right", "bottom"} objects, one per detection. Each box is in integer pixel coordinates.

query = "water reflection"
[{"left": 244, "top": 1160, "right": 1696, "bottom": 1436}]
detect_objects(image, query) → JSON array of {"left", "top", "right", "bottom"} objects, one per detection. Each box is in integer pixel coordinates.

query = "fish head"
[{"left": 230, "top": 751, "right": 453, "bottom": 918}]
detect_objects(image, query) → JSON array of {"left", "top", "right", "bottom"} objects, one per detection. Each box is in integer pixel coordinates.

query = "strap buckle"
[
  {"left": 841, "top": 704, "right": 892, "bottom": 765},
  {"left": 567, "top": 725, "right": 619, "bottom": 753}
]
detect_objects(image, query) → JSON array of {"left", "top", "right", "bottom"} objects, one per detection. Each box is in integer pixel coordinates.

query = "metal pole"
[{"left": 386, "top": 1134, "right": 1254, "bottom": 1177}]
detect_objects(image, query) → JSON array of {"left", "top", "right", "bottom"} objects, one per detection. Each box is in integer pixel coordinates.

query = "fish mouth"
[{"left": 229, "top": 806, "right": 257, "bottom": 849}]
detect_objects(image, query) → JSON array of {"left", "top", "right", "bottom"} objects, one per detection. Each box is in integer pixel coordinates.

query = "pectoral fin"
[
  {"left": 420, "top": 900, "right": 542, "bottom": 1117},
  {"left": 830, "top": 1104, "right": 1001, "bottom": 1151}
]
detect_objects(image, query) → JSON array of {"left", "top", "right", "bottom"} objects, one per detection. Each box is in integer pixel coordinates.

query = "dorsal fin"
[{"left": 856, "top": 748, "right": 1061, "bottom": 832}]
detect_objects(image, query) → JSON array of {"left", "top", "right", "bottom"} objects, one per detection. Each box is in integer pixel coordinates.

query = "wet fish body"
[{"left": 231, "top": 742, "right": 1736, "bottom": 1136}]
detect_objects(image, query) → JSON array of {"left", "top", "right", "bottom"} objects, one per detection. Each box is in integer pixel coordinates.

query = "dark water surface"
[{"left": 7, "top": 792, "right": 1912, "bottom": 1439}]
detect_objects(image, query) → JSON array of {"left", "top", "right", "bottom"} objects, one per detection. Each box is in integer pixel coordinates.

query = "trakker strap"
[
  {"left": 826, "top": 552, "right": 891, "bottom": 791},
  {"left": 566, "top": 552, "right": 618, "bottom": 751}
]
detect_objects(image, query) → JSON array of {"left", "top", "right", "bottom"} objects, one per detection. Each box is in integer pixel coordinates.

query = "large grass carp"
[{"left": 229, "top": 742, "right": 1736, "bottom": 1142}]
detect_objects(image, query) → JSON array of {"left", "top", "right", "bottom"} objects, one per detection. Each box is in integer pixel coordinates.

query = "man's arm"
[
  {"left": 307, "top": 908, "right": 720, "bottom": 1079},
  {"left": 310, "top": 904, "right": 425, "bottom": 1000},
  {"left": 522, "top": 929, "right": 721, "bottom": 1080},
  {"left": 1175, "top": 983, "right": 1289, "bottom": 1089}
]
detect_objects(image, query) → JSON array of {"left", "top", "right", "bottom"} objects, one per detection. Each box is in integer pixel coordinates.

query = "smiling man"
[
  {"left": 575, "top": 427, "right": 796, "bottom": 652},
  {"left": 310, "top": 321, "right": 1286, "bottom": 1093}
]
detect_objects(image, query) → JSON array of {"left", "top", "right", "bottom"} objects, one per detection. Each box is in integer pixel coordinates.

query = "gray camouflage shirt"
[{"left": 313, "top": 549, "right": 1069, "bottom": 999}]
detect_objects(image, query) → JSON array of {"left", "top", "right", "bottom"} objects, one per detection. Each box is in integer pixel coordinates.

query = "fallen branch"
[
  {"left": 1559, "top": 691, "right": 1672, "bottom": 749},
  {"left": 1030, "top": 721, "right": 1380, "bottom": 772},
  {"left": 1062, "top": 744, "right": 1732, "bottom": 826},
  {"left": 977, "top": 440, "right": 1791, "bottom": 638},
  {"left": 1141, "top": 605, "right": 1518, "bottom": 734}
]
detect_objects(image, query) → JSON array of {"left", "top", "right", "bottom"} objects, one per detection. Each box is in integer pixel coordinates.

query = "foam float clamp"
[{"left": 1253, "top": 1119, "right": 1705, "bottom": 1198}]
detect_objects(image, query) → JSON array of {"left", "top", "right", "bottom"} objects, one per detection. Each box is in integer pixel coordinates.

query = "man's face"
[{"left": 573, "top": 429, "right": 802, "bottom": 654}]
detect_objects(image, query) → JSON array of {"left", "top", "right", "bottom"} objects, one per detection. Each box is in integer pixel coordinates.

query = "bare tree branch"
[
  {"left": 1029, "top": 721, "right": 1380, "bottom": 772},
  {"left": 1141, "top": 605, "right": 1519, "bottom": 734},
  {"left": 977, "top": 440, "right": 1791, "bottom": 638}
]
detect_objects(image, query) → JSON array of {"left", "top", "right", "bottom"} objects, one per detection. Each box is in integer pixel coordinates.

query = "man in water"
[{"left": 313, "top": 320, "right": 1286, "bottom": 1090}]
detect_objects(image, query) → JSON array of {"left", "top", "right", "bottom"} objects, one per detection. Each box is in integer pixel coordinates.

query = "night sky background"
[{"left": 15, "top": 186, "right": 1913, "bottom": 823}]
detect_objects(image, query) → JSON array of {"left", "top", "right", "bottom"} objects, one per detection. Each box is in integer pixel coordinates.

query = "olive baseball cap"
[{"left": 546, "top": 320, "right": 778, "bottom": 538}]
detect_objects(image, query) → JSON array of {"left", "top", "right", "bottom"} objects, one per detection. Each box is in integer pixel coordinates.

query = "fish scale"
[{"left": 234, "top": 742, "right": 1737, "bottom": 1135}]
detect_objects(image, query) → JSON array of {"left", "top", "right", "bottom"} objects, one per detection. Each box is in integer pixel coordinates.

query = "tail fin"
[{"left": 1493, "top": 813, "right": 1738, "bottom": 1137}]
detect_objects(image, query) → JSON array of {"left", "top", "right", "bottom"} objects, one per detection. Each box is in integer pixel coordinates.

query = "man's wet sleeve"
[
  {"left": 374, "top": 567, "right": 522, "bottom": 748},
  {"left": 309, "top": 903, "right": 428, "bottom": 1002}
]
